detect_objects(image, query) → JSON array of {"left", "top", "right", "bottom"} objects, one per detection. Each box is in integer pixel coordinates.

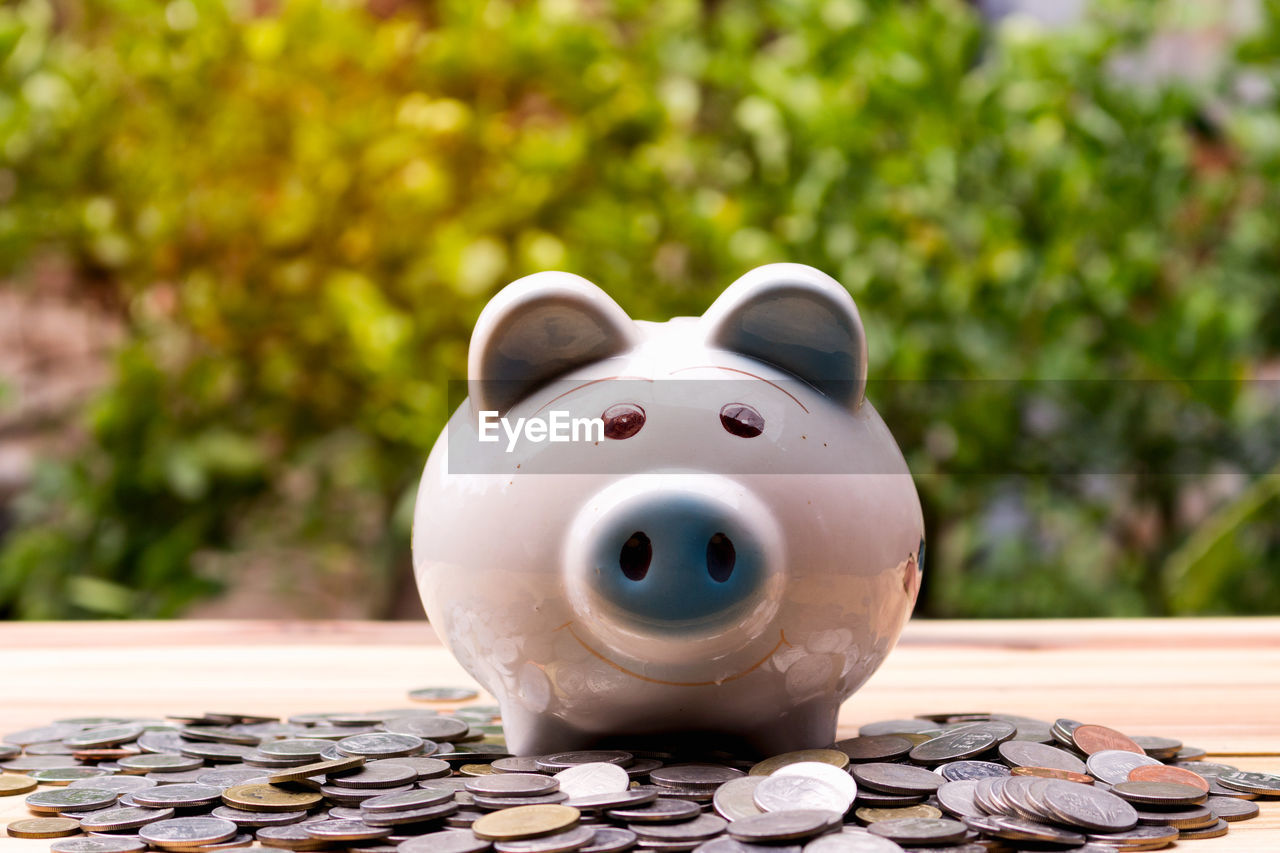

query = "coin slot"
[
  {"left": 706, "top": 533, "right": 735, "bottom": 583},
  {"left": 619, "top": 532, "right": 652, "bottom": 581}
]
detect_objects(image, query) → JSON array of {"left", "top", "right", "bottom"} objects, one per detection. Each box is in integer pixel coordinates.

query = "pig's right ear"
[{"left": 468, "top": 272, "right": 640, "bottom": 415}]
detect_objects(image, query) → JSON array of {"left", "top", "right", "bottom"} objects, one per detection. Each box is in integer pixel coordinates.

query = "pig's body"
[{"left": 413, "top": 264, "right": 923, "bottom": 756}]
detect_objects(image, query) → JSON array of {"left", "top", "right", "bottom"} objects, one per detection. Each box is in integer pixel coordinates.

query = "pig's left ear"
[
  {"left": 468, "top": 271, "right": 641, "bottom": 415},
  {"left": 702, "top": 263, "right": 867, "bottom": 411}
]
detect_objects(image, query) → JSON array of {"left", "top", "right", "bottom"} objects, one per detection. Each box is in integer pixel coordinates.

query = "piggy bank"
[{"left": 412, "top": 263, "right": 923, "bottom": 756}]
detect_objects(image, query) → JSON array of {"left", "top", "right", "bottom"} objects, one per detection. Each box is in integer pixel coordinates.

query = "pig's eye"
[
  {"left": 602, "top": 403, "right": 645, "bottom": 440},
  {"left": 719, "top": 403, "right": 764, "bottom": 438}
]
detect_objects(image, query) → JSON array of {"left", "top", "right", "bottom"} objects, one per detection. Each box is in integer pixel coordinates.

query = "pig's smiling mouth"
[{"left": 554, "top": 622, "right": 791, "bottom": 686}]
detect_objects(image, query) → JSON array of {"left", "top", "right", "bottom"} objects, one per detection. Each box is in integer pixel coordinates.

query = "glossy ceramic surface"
[{"left": 412, "top": 263, "right": 924, "bottom": 755}]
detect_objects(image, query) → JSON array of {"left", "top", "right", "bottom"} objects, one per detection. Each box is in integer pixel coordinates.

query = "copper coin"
[
  {"left": 1127, "top": 763, "right": 1210, "bottom": 792},
  {"left": 1071, "top": 725, "right": 1143, "bottom": 756}
]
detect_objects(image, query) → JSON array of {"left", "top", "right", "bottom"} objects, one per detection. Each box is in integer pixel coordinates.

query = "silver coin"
[
  {"left": 538, "top": 751, "right": 635, "bottom": 772},
  {"left": 118, "top": 753, "right": 203, "bottom": 772},
  {"left": 136, "top": 731, "right": 189, "bottom": 754},
  {"left": 472, "top": 792, "right": 570, "bottom": 810},
  {"left": 302, "top": 819, "right": 393, "bottom": 841},
  {"left": 180, "top": 742, "right": 255, "bottom": 762},
  {"left": 578, "top": 827, "right": 638, "bottom": 853},
  {"left": 321, "top": 782, "right": 415, "bottom": 803},
  {"left": 982, "top": 815, "right": 1084, "bottom": 845},
  {"left": 131, "top": 783, "right": 223, "bottom": 808},
  {"left": 1085, "top": 750, "right": 1160, "bottom": 785},
  {"left": 607, "top": 798, "right": 702, "bottom": 823},
  {"left": 328, "top": 761, "right": 418, "bottom": 789},
  {"left": 1173, "top": 761, "right": 1238, "bottom": 779},
  {"left": 1129, "top": 736, "right": 1182, "bottom": 761},
  {"left": 2, "top": 755, "right": 86, "bottom": 771},
  {"left": 1206, "top": 795, "right": 1261, "bottom": 821},
  {"left": 78, "top": 806, "right": 177, "bottom": 831},
  {"left": 850, "top": 764, "right": 941, "bottom": 796},
  {"left": 467, "top": 772, "right": 561, "bottom": 798},
  {"left": 139, "top": 816, "right": 238, "bottom": 846},
  {"left": 25, "top": 741, "right": 79, "bottom": 756},
  {"left": 492, "top": 825, "right": 596, "bottom": 853},
  {"left": 196, "top": 768, "right": 271, "bottom": 788},
  {"left": 937, "top": 761, "right": 1010, "bottom": 782},
  {"left": 361, "top": 800, "right": 460, "bottom": 825},
  {"left": 382, "top": 716, "right": 469, "bottom": 742},
  {"left": 712, "top": 776, "right": 764, "bottom": 821},
  {"left": 26, "top": 787, "right": 119, "bottom": 812},
  {"left": 1084, "top": 825, "right": 1179, "bottom": 846},
  {"left": 867, "top": 817, "right": 966, "bottom": 845},
  {"left": 996, "top": 741, "right": 1087, "bottom": 774},
  {"left": 555, "top": 763, "right": 630, "bottom": 799},
  {"left": 6, "top": 724, "right": 90, "bottom": 746},
  {"left": 384, "top": 756, "right": 453, "bottom": 780},
  {"left": 1217, "top": 770, "right": 1280, "bottom": 795},
  {"left": 492, "top": 757, "right": 544, "bottom": 774},
  {"left": 30, "top": 767, "right": 114, "bottom": 784},
  {"left": 908, "top": 728, "right": 999, "bottom": 765},
  {"left": 650, "top": 764, "right": 743, "bottom": 791},
  {"left": 336, "top": 732, "right": 426, "bottom": 758},
  {"left": 752, "top": 774, "right": 850, "bottom": 814},
  {"left": 568, "top": 789, "right": 658, "bottom": 811},
  {"left": 257, "top": 739, "right": 335, "bottom": 759},
  {"left": 64, "top": 725, "right": 145, "bottom": 749},
  {"left": 1039, "top": 781, "right": 1138, "bottom": 832},
  {"left": 50, "top": 839, "right": 147, "bottom": 853},
  {"left": 774, "top": 762, "right": 857, "bottom": 806},
  {"left": 360, "top": 787, "right": 456, "bottom": 812},
  {"left": 802, "top": 833, "right": 903, "bottom": 853},
  {"left": 209, "top": 806, "right": 308, "bottom": 827},
  {"left": 857, "top": 720, "right": 937, "bottom": 737},
  {"left": 398, "top": 829, "right": 494, "bottom": 853},
  {"left": 630, "top": 813, "right": 727, "bottom": 841},
  {"left": 1110, "top": 780, "right": 1207, "bottom": 806},
  {"left": 68, "top": 775, "right": 157, "bottom": 794},
  {"left": 697, "top": 840, "right": 798, "bottom": 853},
  {"left": 726, "top": 810, "right": 842, "bottom": 843},
  {"left": 936, "top": 781, "right": 983, "bottom": 819}
]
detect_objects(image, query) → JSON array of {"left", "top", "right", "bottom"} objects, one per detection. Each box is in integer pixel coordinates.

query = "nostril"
[
  {"left": 706, "top": 532, "right": 735, "bottom": 583},
  {"left": 619, "top": 532, "right": 652, "bottom": 581}
]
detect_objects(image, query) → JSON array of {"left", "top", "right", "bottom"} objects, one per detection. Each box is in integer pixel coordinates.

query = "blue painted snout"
[{"left": 586, "top": 493, "right": 767, "bottom": 627}]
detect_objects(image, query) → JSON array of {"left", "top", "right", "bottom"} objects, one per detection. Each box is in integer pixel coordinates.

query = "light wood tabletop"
[{"left": 1, "top": 618, "right": 1277, "bottom": 850}]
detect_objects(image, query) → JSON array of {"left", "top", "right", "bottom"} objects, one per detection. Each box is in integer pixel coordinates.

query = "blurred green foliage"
[{"left": 2, "top": 0, "right": 1280, "bottom": 618}]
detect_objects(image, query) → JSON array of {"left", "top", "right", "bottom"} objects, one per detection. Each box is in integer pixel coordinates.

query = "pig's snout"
[{"left": 564, "top": 475, "right": 784, "bottom": 660}]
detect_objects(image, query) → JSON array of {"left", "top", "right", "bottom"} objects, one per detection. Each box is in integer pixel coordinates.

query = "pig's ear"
[
  {"left": 468, "top": 272, "right": 640, "bottom": 415},
  {"left": 702, "top": 263, "right": 867, "bottom": 410}
]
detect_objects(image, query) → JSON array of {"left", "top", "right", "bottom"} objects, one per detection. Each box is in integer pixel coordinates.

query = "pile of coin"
[{"left": 2, "top": 699, "right": 1277, "bottom": 853}]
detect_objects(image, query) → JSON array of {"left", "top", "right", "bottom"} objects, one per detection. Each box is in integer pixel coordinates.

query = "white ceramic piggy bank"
[{"left": 412, "top": 263, "right": 923, "bottom": 756}]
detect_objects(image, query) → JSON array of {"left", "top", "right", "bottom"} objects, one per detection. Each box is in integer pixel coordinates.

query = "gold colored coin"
[
  {"left": 220, "top": 784, "right": 322, "bottom": 813},
  {"left": 266, "top": 756, "right": 364, "bottom": 784},
  {"left": 748, "top": 749, "right": 850, "bottom": 776},
  {"left": 855, "top": 804, "right": 943, "bottom": 825},
  {"left": 7, "top": 817, "right": 82, "bottom": 839},
  {"left": 471, "top": 804, "right": 581, "bottom": 841},
  {"left": 458, "top": 763, "right": 495, "bottom": 777},
  {"left": 0, "top": 774, "right": 38, "bottom": 796}
]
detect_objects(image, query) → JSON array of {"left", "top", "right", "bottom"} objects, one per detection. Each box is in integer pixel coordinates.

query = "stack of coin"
[{"left": 2, "top": 701, "right": 1277, "bottom": 852}]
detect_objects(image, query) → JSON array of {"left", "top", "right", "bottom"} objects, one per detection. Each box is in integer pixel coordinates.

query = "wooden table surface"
[{"left": 2, "top": 618, "right": 1278, "bottom": 850}]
